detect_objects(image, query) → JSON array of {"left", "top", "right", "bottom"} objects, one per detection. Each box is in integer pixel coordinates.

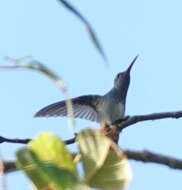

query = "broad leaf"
[
  {"left": 89, "top": 151, "right": 132, "bottom": 190},
  {"left": 16, "top": 148, "right": 77, "bottom": 190},
  {"left": 73, "top": 183, "right": 91, "bottom": 190},
  {"left": 28, "top": 133, "right": 77, "bottom": 175},
  {"left": 77, "top": 128, "right": 132, "bottom": 190},
  {"left": 77, "top": 128, "right": 112, "bottom": 180},
  {"left": 16, "top": 148, "right": 49, "bottom": 189}
]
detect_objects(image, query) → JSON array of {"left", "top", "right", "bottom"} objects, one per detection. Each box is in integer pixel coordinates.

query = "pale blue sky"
[{"left": 1, "top": 0, "right": 182, "bottom": 189}]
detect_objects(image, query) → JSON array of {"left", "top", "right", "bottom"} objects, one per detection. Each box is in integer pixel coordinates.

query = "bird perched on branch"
[{"left": 35, "top": 56, "right": 138, "bottom": 142}]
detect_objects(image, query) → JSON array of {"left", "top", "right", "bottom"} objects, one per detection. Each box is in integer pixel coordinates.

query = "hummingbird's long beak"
[{"left": 126, "top": 55, "right": 139, "bottom": 73}]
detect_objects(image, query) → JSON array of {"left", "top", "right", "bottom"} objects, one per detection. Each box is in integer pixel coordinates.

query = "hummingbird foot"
[
  {"left": 113, "top": 115, "right": 130, "bottom": 125},
  {"left": 106, "top": 127, "right": 120, "bottom": 144},
  {"left": 100, "top": 123, "right": 120, "bottom": 144}
]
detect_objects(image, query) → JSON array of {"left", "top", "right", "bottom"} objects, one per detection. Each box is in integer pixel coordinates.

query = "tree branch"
[
  {"left": 114, "top": 110, "right": 182, "bottom": 131},
  {"left": 125, "top": 150, "right": 182, "bottom": 169},
  {"left": 0, "top": 136, "right": 31, "bottom": 144},
  {"left": 0, "top": 136, "right": 76, "bottom": 145},
  {"left": 1, "top": 110, "right": 182, "bottom": 145},
  {"left": 1, "top": 161, "right": 17, "bottom": 173},
  {"left": 2, "top": 149, "right": 182, "bottom": 174}
]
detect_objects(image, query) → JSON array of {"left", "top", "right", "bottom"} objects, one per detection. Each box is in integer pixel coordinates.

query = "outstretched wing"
[{"left": 34, "top": 95, "right": 102, "bottom": 122}]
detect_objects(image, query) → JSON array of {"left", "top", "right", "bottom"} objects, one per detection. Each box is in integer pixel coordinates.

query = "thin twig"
[
  {"left": 0, "top": 136, "right": 76, "bottom": 145},
  {"left": 0, "top": 60, "right": 76, "bottom": 129},
  {"left": 57, "top": 0, "right": 108, "bottom": 63},
  {"left": 0, "top": 136, "right": 31, "bottom": 144}
]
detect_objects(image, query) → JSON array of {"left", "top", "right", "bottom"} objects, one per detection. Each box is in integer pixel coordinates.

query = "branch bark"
[
  {"left": 125, "top": 150, "right": 182, "bottom": 169},
  {"left": 114, "top": 110, "right": 182, "bottom": 131},
  {"left": 1, "top": 110, "right": 182, "bottom": 145},
  {"left": 0, "top": 136, "right": 76, "bottom": 145},
  {"left": 1, "top": 110, "right": 182, "bottom": 173},
  {"left": 2, "top": 149, "right": 182, "bottom": 174}
]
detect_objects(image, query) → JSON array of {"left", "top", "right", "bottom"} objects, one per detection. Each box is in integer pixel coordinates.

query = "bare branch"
[
  {"left": 0, "top": 136, "right": 31, "bottom": 144},
  {"left": 3, "top": 149, "right": 182, "bottom": 174},
  {"left": 114, "top": 110, "right": 182, "bottom": 131},
  {"left": 1, "top": 110, "right": 182, "bottom": 145},
  {"left": 0, "top": 136, "right": 76, "bottom": 145},
  {"left": 1, "top": 161, "right": 17, "bottom": 173},
  {"left": 125, "top": 149, "right": 182, "bottom": 169}
]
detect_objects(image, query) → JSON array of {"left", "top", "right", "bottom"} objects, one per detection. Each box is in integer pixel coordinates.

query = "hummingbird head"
[{"left": 114, "top": 55, "right": 138, "bottom": 89}]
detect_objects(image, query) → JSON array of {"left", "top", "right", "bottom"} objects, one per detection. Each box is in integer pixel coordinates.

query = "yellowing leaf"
[
  {"left": 28, "top": 133, "right": 77, "bottom": 175},
  {"left": 89, "top": 151, "right": 132, "bottom": 190},
  {"left": 77, "top": 128, "right": 132, "bottom": 190},
  {"left": 77, "top": 128, "right": 112, "bottom": 180},
  {"left": 73, "top": 183, "right": 90, "bottom": 190},
  {"left": 16, "top": 148, "right": 78, "bottom": 190},
  {"left": 16, "top": 148, "right": 49, "bottom": 189}
]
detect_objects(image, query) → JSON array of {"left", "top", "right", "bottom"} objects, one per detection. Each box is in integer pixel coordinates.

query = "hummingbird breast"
[{"left": 97, "top": 98, "right": 125, "bottom": 124}]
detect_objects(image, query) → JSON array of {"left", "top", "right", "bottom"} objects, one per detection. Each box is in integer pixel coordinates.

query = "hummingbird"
[{"left": 35, "top": 56, "right": 138, "bottom": 132}]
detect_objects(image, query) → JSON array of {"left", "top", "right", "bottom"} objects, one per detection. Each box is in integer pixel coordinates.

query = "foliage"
[
  {"left": 16, "top": 129, "right": 132, "bottom": 190},
  {"left": 57, "top": 0, "right": 108, "bottom": 63}
]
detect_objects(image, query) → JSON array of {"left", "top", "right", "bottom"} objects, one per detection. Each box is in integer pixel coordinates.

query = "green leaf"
[
  {"left": 77, "top": 128, "right": 112, "bottom": 180},
  {"left": 89, "top": 151, "right": 132, "bottom": 190},
  {"left": 73, "top": 183, "right": 91, "bottom": 190},
  {"left": 28, "top": 133, "right": 77, "bottom": 175},
  {"left": 16, "top": 148, "right": 49, "bottom": 189},
  {"left": 77, "top": 128, "right": 132, "bottom": 190},
  {"left": 58, "top": 0, "right": 108, "bottom": 63},
  {"left": 16, "top": 148, "right": 78, "bottom": 190}
]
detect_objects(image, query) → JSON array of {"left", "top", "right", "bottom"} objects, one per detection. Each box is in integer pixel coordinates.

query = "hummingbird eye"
[{"left": 116, "top": 73, "right": 120, "bottom": 79}]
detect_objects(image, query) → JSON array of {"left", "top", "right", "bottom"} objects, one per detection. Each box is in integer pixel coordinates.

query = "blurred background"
[{"left": 0, "top": 0, "right": 182, "bottom": 189}]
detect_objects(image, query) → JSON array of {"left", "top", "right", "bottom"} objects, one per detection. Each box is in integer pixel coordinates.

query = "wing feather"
[{"left": 35, "top": 95, "right": 101, "bottom": 122}]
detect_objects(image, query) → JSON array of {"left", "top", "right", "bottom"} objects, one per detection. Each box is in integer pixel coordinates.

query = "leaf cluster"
[{"left": 16, "top": 129, "right": 132, "bottom": 190}]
